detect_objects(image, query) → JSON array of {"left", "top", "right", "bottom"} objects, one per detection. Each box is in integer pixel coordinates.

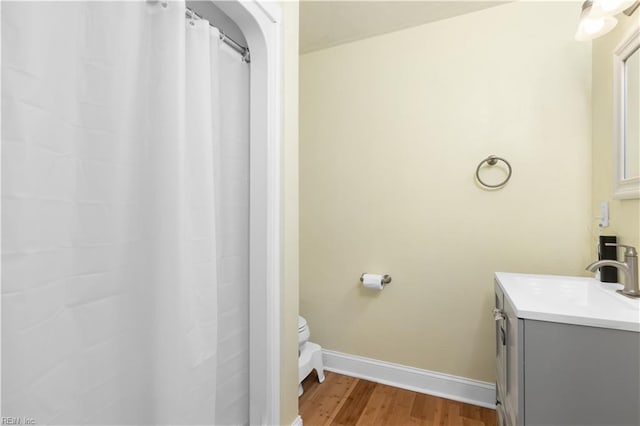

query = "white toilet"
[
  {"left": 298, "top": 316, "right": 324, "bottom": 396},
  {"left": 298, "top": 316, "right": 310, "bottom": 352}
]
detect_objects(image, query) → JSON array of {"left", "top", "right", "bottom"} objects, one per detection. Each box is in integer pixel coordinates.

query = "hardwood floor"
[{"left": 299, "top": 371, "right": 496, "bottom": 426}]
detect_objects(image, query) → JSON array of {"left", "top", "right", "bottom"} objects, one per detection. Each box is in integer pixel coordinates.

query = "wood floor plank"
[
  {"left": 299, "top": 371, "right": 358, "bottom": 426},
  {"left": 432, "top": 398, "right": 447, "bottom": 426},
  {"left": 367, "top": 383, "right": 400, "bottom": 426},
  {"left": 387, "top": 387, "right": 418, "bottom": 426},
  {"left": 445, "top": 399, "right": 461, "bottom": 425},
  {"left": 331, "top": 379, "right": 377, "bottom": 426},
  {"left": 299, "top": 372, "right": 496, "bottom": 426},
  {"left": 410, "top": 393, "right": 438, "bottom": 423},
  {"left": 299, "top": 371, "right": 324, "bottom": 406},
  {"left": 325, "top": 377, "right": 361, "bottom": 425},
  {"left": 354, "top": 379, "right": 394, "bottom": 426}
]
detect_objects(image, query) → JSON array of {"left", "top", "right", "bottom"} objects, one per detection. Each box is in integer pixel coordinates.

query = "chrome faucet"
[{"left": 586, "top": 244, "right": 639, "bottom": 298}]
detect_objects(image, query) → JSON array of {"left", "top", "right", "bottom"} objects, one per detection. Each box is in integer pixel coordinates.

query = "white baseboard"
[
  {"left": 322, "top": 349, "right": 496, "bottom": 409},
  {"left": 291, "top": 415, "right": 303, "bottom": 426}
]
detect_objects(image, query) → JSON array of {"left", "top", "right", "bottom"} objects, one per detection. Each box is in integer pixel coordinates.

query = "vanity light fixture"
[
  {"left": 575, "top": 0, "right": 618, "bottom": 41},
  {"left": 591, "top": 0, "right": 638, "bottom": 17},
  {"left": 575, "top": 0, "right": 640, "bottom": 41}
]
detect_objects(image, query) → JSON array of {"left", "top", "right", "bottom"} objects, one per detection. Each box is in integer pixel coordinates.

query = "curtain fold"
[
  {"left": 1, "top": 1, "right": 248, "bottom": 424},
  {"left": 212, "top": 29, "right": 251, "bottom": 426}
]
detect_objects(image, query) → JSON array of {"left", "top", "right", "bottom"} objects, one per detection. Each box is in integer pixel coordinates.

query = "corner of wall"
[
  {"left": 280, "top": 1, "right": 300, "bottom": 425},
  {"left": 591, "top": 14, "right": 640, "bottom": 259}
]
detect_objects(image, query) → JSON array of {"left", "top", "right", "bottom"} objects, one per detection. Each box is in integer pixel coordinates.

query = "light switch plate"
[{"left": 599, "top": 201, "right": 609, "bottom": 228}]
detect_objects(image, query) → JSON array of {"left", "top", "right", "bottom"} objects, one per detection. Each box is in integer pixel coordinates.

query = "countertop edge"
[{"left": 494, "top": 272, "right": 640, "bottom": 333}]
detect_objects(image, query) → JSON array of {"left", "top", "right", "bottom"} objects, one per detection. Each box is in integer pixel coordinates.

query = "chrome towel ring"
[{"left": 475, "top": 155, "right": 512, "bottom": 189}]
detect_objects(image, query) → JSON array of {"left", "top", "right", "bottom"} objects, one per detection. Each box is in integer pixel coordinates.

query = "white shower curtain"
[{"left": 1, "top": 1, "right": 249, "bottom": 424}]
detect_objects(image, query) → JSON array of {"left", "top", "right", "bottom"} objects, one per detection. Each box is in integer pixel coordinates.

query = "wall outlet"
[{"left": 599, "top": 201, "right": 609, "bottom": 228}]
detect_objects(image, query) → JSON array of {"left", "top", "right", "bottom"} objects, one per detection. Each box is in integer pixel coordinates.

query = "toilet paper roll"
[{"left": 362, "top": 273, "right": 384, "bottom": 290}]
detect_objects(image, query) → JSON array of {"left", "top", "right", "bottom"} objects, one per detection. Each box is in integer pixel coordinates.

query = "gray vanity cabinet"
[{"left": 495, "top": 281, "right": 640, "bottom": 426}]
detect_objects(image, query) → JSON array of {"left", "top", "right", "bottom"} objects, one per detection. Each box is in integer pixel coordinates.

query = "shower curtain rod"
[{"left": 185, "top": 7, "right": 250, "bottom": 63}]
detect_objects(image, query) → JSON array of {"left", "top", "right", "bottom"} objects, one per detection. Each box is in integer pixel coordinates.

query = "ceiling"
[{"left": 299, "top": 1, "right": 508, "bottom": 54}]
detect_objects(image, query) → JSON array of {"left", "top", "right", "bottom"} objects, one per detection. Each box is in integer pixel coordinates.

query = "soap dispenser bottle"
[{"left": 598, "top": 235, "right": 619, "bottom": 283}]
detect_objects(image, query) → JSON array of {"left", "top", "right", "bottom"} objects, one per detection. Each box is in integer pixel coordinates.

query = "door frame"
[{"left": 213, "top": 1, "right": 282, "bottom": 425}]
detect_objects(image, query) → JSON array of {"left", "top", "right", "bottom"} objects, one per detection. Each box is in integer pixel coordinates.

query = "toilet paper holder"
[{"left": 360, "top": 273, "right": 392, "bottom": 285}]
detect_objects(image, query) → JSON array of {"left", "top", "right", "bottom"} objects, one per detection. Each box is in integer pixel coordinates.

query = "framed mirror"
[{"left": 614, "top": 28, "right": 640, "bottom": 199}]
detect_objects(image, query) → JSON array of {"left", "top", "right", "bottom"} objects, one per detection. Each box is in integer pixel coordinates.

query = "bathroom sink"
[{"left": 495, "top": 272, "right": 640, "bottom": 332}]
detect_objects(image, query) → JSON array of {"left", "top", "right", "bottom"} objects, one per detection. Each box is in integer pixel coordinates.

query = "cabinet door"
[
  {"left": 523, "top": 320, "right": 640, "bottom": 426},
  {"left": 494, "top": 285, "right": 506, "bottom": 403},
  {"left": 503, "top": 296, "right": 523, "bottom": 426}
]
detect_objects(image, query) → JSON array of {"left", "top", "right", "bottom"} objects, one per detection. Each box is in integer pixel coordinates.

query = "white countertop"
[{"left": 495, "top": 272, "right": 640, "bottom": 333}]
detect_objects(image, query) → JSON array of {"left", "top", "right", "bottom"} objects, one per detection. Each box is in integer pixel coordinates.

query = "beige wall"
[
  {"left": 592, "top": 14, "right": 640, "bottom": 256},
  {"left": 300, "top": 2, "right": 592, "bottom": 383},
  {"left": 280, "top": 1, "right": 300, "bottom": 425}
]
